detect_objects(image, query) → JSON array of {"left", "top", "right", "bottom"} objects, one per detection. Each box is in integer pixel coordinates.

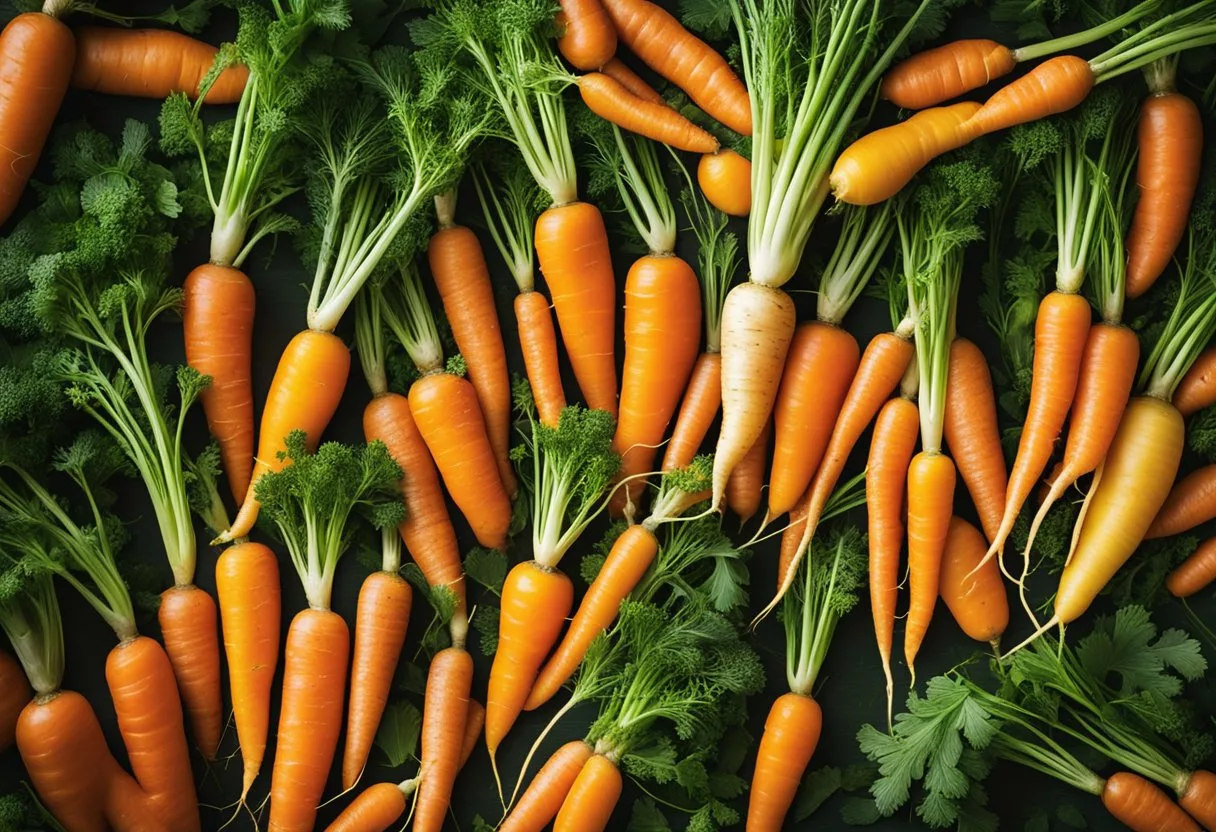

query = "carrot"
[
  {"left": 221, "top": 329, "right": 351, "bottom": 541},
  {"left": 157, "top": 584, "right": 222, "bottom": 760},
  {"left": 1125, "top": 59, "right": 1203, "bottom": 300},
  {"left": 107, "top": 636, "right": 200, "bottom": 832},
  {"left": 343, "top": 570, "right": 413, "bottom": 790},
  {"left": 904, "top": 451, "right": 956, "bottom": 682},
  {"left": 324, "top": 782, "right": 410, "bottom": 832},
  {"left": 1147, "top": 463, "right": 1216, "bottom": 540},
  {"left": 428, "top": 193, "right": 517, "bottom": 497},
  {"left": 943, "top": 338, "right": 1007, "bottom": 544},
  {"left": 600, "top": 0, "right": 751, "bottom": 135},
  {"left": 554, "top": 753, "right": 622, "bottom": 832},
  {"left": 579, "top": 72, "right": 720, "bottom": 153},
  {"left": 881, "top": 40, "right": 1015, "bottom": 110},
  {"left": 966, "top": 56, "right": 1095, "bottom": 136},
  {"left": 501, "top": 740, "right": 594, "bottom": 832},
  {"left": 215, "top": 540, "right": 281, "bottom": 801},
  {"left": 414, "top": 647, "right": 474, "bottom": 832},
  {"left": 830, "top": 101, "right": 982, "bottom": 206},
  {"left": 1179, "top": 769, "right": 1216, "bottom": 829},
  {"left": 183, "top": 264, "right": 256, "bottom": 504},
  {"left": 1102, "top": 771, "right": 1201, "bottom": 832},
  {"left": 0, "top": 650, "right": 28, "bottom": 751},
  {"left": 697, "top": 149, "right": 751, "bottom": 217},
  {"left": 527, "top": 525, "right": 659, "bottom": 711},
  {"left": 515, "top": 292, "right": 567, "bottom": 426},
  {"left": 746, "top": 692, "right": 822, "bottom": 832},
  {"left": 71, "top": 27, "right": 248, "bottom": 102},
  {"left": 768, "top": 322, "right": 860, "bottom": 522},
  {"left": 104, "top": 761, "right": 165, "bottom": 832},
  {"left": 535, "top": 202, "right": 619, "bottom": 417},
  {"left": 462, "top": 698, "right": 485, "bottom": 768},
  {"left": 1166, "top": 537, "right": 1216, "bottom": 599},
  {"left": 600, "top": 56, "right": 663, "bottom": 103},
  {"left": 1173, "top": 346, "right": 1216, "bottom": 417},
  {"left": 556, "top": 0, "right": 616, "bottom": 70},
  {"left": 727, "top": 417, "right": 769, "bottom": 524},
  {"left": 938, "top": 516, "right": 1008, "bottom": 647},
  {"left": 269, "top": 609, "right": 351, "bottom": 832},
  {"left": 0, "top": 8, "right": 75, "bottom": 227},
  {"left": 713, "top": 282, "right": 797, "bottom": 508},
  {"left": 663, "top": 353, "right": 721, "bottom": 471}
]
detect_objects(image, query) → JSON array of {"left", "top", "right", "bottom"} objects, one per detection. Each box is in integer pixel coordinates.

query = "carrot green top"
[
  {"left": 0, "top": 547, "right": 64, "bottom": 696},
  {"left": 472, "top": 153, "right": 546, "bottom": 295},
  {"left": 816, "top": 204, "right": 895, "bottom": 327},
  {"left": 1088, "top": 0, "right": 1216, "bottom": 84},
  {"left": 681, "top": 186, "right": 740, "bottom": 355},
  {"left": 582, "top": 119, "right": 677, "bottom": 256}
]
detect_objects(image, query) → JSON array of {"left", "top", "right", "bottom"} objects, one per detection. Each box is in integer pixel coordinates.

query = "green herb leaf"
[
  {"left": 464, "top": 547, "right": 507, "bottom": 593},
  {"left": 794, "top": 765, "right": 842, "bottom": 822},
  {"left": 373, "top": 700, "right": 421, "bottom": 767}
]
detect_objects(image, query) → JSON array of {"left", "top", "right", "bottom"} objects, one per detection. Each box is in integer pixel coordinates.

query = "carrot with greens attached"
[
  {"left": 698, "top": 149, "right": 751, "bottom": 217},
  {"left": 938, "top": 516, "right": 1008, "bottom": 649},
  {"left": 578, "top": 72, "right": 720, "bottom": 153},
  {"left": 1168, "top": 537, "right": 1216, "bottom": 597},
  {"left": 556, "top": 0, "right": 615, "bottom": 70},
  {"left": 728, "top": 418, "right": 769, "bottom": 524},
  {"left": 72, "top": 27, "right": 248, "bottom": 102}
]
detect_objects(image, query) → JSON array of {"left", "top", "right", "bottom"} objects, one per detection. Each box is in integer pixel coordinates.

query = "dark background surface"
[{"left": 0, "top": 2, "right": 1214, "bottom": 830}]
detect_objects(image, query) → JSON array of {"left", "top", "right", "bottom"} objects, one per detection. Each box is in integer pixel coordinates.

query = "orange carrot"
[
  {"left": 881, "top": 40, "right": 1015, "bottom": 110},
  {"left": 1179, "top": 769, "right": 1216, "bottom": 828},
  {"left": 515, "top": 292, "right": 568, "bottom": 427},
  {"left": 746, "top": 692, "right": 822, "bottom": 832},
  {"left": 500, "top": 740, "right": 594, "bottom": 832},
  {"left": 324, "top": 782, "right": 410, "bottom": 832},
  {"left": 183, "top": 264, "right": 256, "bottom": 504},
  {"left": 600, "top": 0, "right": 751, "bottom": 135},
  {"left": 904, "top": 451, "right": 956, "bottom": 684},
  {"left": 662, "top": 352, "right": 721, "bottom": 471},
  {"left": 966, "top": 56, "right": 1095, "bottom": 136},
  {"left": 157, "top": 584, "right": 222, "bottom": 761},
  {"left": 556, "top": 0, "right": 616, "bottom": 70},
  {"left": 1166, "top": 537, "right": 1216, "bottom": 598},
  {"left": 414, "top": 647, "right": 474, "bottom": 832},
  {"left": 0, "top": 9, "right": 75, "bottom": 226},
  {"left": 938, "top": 516, "right": 1008, "bottom": 646},
  {"left": 943, "top": 338, "right": 1007, "bottom": 544},
  {"left": 462, "top": 699, "right": 485, "bottom": 768},
  {"left": 697, "top": 149, "right": 751, "bottom": 217},
  {"left": 1102, "top": 771, "right": 1201, "bottom": 832},
  {"left": 215, "top": 540, "right": 281, "bottom": 801},
  {"left": 727, "top": 417, "right": 769, "bottom": 524},
  {"left": 600, "top": 57, "right": 663, "bottom": 103},
  {"left": 71, "top": 27, "right": 248, "bottom": 102},
  {"left": 0, "top": 650, "right": 29, "bottom": 751},
  {"left": 580, "top": 72, "right": 720, "bottom": 153},
  {"left": 1174, "top": 346, "right": 1216, "bottom": 417},
  {"left": 554, "top": 753, "right": 622, "bottom": 832}
]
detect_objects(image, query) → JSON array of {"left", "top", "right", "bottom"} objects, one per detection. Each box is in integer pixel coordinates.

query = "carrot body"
[
  {"left": 226, "top": 329, "right": 351, "bottom": 539},
  {"left": 988, "top": 291, "right": 1091, "bottom": 558},
  {"left": 1149, "top": 467, "right": 1216, "bottom": 541},
  {"left": 1180, "top": 769, "right": 1216, "bottom": 829},
  {"left": 1126, "top": 92, "right": 1203, "bottom": 300},
  {"left": 881, "top": 39, "right": 1016, "bottom": 110},
  {"left": 364, "top": 393, "right": 466, "bottom": 614},
  {"left": 428, "top": 224, "right": 517, "bottom": 496},
  {"left": 183, "top": 264, "right": 255, "bottom": 504},
  {"left": 939, "top": 516, "right": 1008, "bottom": 644},
  {"left": 1174, "top": 346, "right": 1216, "bottom": 417},
  {"left": 580, "top": 72, "right": 720, "bottom": 153},
  {"left": 415, "top": 647, "right": 474, "bottom": 832},
  {"left": 106, "top": 636, "right": 200, "bottom": 832},
  {"left": 768, "top": 321, "right": 859, "bottom": 521},
  {"left": 501, "top": 740, "right": 595, "bottom": 832},
  {"left": 157, "top": 584, "right": 222, "bottom": 760},
  {"left": 104, "top": 766, "right": 165, "bottom": 832},
  {"left": 16, "top": 691, "right": 112, "bottom": 832},
  {"left": 966, "top": 55, "right": 1095, "bottom": 136},
  {"left": 662, "top": 351, "right": 721, "bottom": 471},
  {"left": 535, "top": 203, "right": 618, "bottom": 417},
  {"left": 830, "top": 101, "right": 982, "bottom": 206},
  {"left": 600, "top": 57, "right": 663, "bottom": 103},
  {"left": 866, "top": 397, "right": 919, "bottom": 688},
  {"left": 943, "top": 338, "right": 1007, "bottom": 544},
  {"left": 528, "top": 525, "right": 659, "bottom": 710},
  {"left": 1102, "top": 772, "right": 1201, "bottom": 832},
  {"left": 554, "top": 753, "right": 622, "bottom": 832},
  {"left": 269, "top": 609, "right": 351, "bottom": 832},
  {"left": 215, "top": 540, "right": 281, "bottom": 800},
  {"left": 714, "top": 282, "right": 796, "bottom": 508},
  {"left": 1056, "top": 397, "right": 1184, "bottom": 624},
  {"left": 410, "top": 372, "right": 512, "bottom": 550},
  {"left": 610, "top": 254, "right": 702, "bottom": 515},
  {"left": 904, "top": 451, "right": 956, "bottom": 677},
  {"left": 343, "top": 571, "right": 413, "bottom": 790},
  {"left": 1167, "top": 537, "right": 1216, "bottom": 599},
  {"left": 515, "top": 291, "right": 568, "bottom": 427},
  {"left": 746, "top": 692, "right": 823, "bottom": 832},
  {"left": 0, "top": 650, "right": 29, "bottom": 751},
  {"left": 556, "top": 0, "right": 616, "bottom": 70},
  {"left": 462, "top": 699, "right": 485, "bottom": 768},
  {"left": 486, "top": 561, "right": 575, "bottom": 754},
  {"left": 697, "top": 149, "right": 751, "bottom": 217},
  {"left": 71, "top": 27, "right": 248, "bottom": 103},
  {"left": 727, "top": 417, "right": 770, "bottom": 524},
  {"left": 600, "top": 0, "right": 751, "bottom": 135},
  {"left": 0, "top": 12, "right": 75, "bottom": 226},
  {"left": 324, "top": 782, "right": 408, "bottom": 832}
]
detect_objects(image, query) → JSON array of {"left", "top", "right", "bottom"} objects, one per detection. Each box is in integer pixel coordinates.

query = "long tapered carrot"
[
  {"left": 157, "top": 584, "right": 222, "bottom": 761},
  {"left": 904, "top": 451, "right": 956, "bottom": 685},
  {"left": 1148, "top": 464, "right": 1216, "bottom": 539},
  {"left": 662, "top": 352, "right": 722, "bottom": 472},
  {"left": 600, "top": 0, "right": 751, "bottom": 135},
  {"left": 269, "top": 609, "right": 351, "bottom": 832},
  {"left": 556, "top": 0, "right": 616, "bottom": 70},
  {"left": 535, "top": 202, "right": 618, "bottom": 417},
  {"left": 106, "top": 636, "right": 200, "bottom": 832},
  {"left": 215, "top": 541, "right": 281, "bottom": 801},
  {"left": 579, "top": 72, "right": 719, "bottom": 153},
  {"left": 767, "top": 321, "right": 860, "bottom": 522},
  {"left": 881, "top": 40, "right": 1016, "bottom": 110},
  {"left": 1102, "top": 772, "right": 1201, "bottom": 832},
  {"left": 0, "top": 650, "right": 28, "bottom": 751},
  {"left": 727, "top": 417, "right": 770, "bottom": 524},
  {"left": 414, "top": 647, "right": 474, "bottom": 832},
  {"left": 16, "top": 691, "right": 112, "bottom": 832},
  {"left": 600, "top": 57, "right": 663, "bottom": 103},
  {"left": 222, "top": 329, "right": 352, "bottom": 541},
  {"left": 966, "top": 55, "right": 1095, "bottom": 136},
  {"left": 71, "top": 27, "right": 248, "bottom": 103},
  {"left": 746, "top": 692, "right": 823, "bottom": 832},
  {"left": 526, "top": 525, "right": 659, "bottom": 710},
  {"left": 514, "top": 292, "right": 567, "bottom": 427},
  {"left": 554, "top": 753, "right": 622, "bottom": 832},
  {"left": 343, "top": 571, "right": 413, "bottom": 790},
  {"left": 428, "top": 201, "right": 516, "bottom": 497},
  {"left": 943, "top": 338, "right": 1007, "bottom": 544},
  {"left": 1173, "top": 346, "right": 1216, "bottom": 417},
  {"left": 500, "top": 740, "right": 594, "bottom": 832},
  {"left": 938, "top": 516, "right": 1008, "bottom": 647},
  {"left": 1167, "top": 537, "right": 1216, "bottom": 598},
  {"left": 182, "top": 264, "right": 255, "bottom": 504}
]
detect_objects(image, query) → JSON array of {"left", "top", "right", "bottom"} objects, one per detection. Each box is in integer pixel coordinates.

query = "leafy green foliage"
[
  {"left": 1076, "top": 605, "right": 1206, "bottom": 697},
  {"left": 1009, "top": 498, "right": 1079, "bottom": 574},
  {"left": 373, "top": 699, "right": 422, "bottom": 767},
  {"left": 581, "top": 519, "right": 627, "bottom": 585},
  {"left": 0, "top": 788, "right": 61, "bottom": 832},
  {"left": 1105, "top": 534, "right": 1198, "bottom": 609},
  {"left": 471, "top": 605, "right": 498, "bottom": 656},
  {"left": 1189, "top": 406, "right": 1216, "bottom": 461},
  {"left": 463, "top": 547, "right": 507, "bottom": 594}
]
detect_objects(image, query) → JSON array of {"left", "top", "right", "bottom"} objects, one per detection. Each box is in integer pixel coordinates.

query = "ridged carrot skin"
[
  {"left": 324, "top": 782, "right": 408, "bottom": 832},
  {"left": 746, "top": 693, "right": 822, "bottom": 832},
  {"left": 158, "top": 584, "right": 222, "bottom": 760},
  {"left": 580, "top": 72, "right": 720, "bottom": 153},
  {"left": 554, "top": 753, "right": 622, "bottom": 832},
  {"left": 1102, "top": 772, "right": 1201, "bottom": 832},
  {"left": 1167, "top": 537, "right": 1216, "bottom": 599},
  {"left": 1179, "top": 769, "right": 1216, "bottom": 829},
  {"left": 966, "top": 55, "right": 1095, "bottom": 136},
  {"left": 727, "top": 418, "right": 769, "bottom": 524},
  {"left": 662, "top": 352, "right": 721, "bottom": 471},
  {"left": 1147, "top": 464, "right": 1216, "bottom": 540},
  {"left": 535, "top": 203, "right": 618, "bottom": 417},
  {"left": 938, "top": 516, "right": 1008, "bottom": 644},
  {"left": 0, "top": 650, "right": 29, "bottom": 751},
  {"left": 500, "top": 741, "right": 594, "bottom": 832},
  {"left": 16, "top": 691, "right": 112, "bottom": 832},
  {"left": 881, "top": 39, "right": 1016, "bottom": 110},
  {"left": 414, "top": 647, "right": 474, "bottom": 832},
  {"left": 904, "top": 451, "right": 956, "bottom": 678},
  {"left": 601, "top": 57, "right": 663, "bottom": 102},
  {"left": 514, "top": 291, "right": 567, "bottom": 427},
  {"left": 943, "top": 338, "right": 1006, "bottom": 544},
  {"left": 556, "top": 0, "right": 616, "bottom": 70},
  {"left": 1173, "top": 346, "right": 1216, "bottom": 417},
  {"left": 71, "top": 27, "right": 249, "bottom": 102},
  {"left": 698, "top": 149, "right": 752, "bottom": 217}
]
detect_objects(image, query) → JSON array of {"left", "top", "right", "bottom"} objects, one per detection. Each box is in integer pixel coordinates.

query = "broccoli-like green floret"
[{"left": 1188, "top": 406, "right": 1216, "bottom": 461}]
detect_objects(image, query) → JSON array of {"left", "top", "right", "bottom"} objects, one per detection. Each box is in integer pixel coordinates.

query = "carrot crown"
[
  {"left": 379, "top": 263, "right": 446, "bottom": 376},
  {"left": 581, "top": 119, "right": 677, "bottom": 255},
  {"left": 815, "top": 204, "right": 895, "bottom": 326},
  {"left": 253, "top": 432, "right": 405, "bottom": 611},
  {"left": 0, "top": 555, "right": 64, "bottom": 696},
  {"left": 471, "top": 154, "right": 543, "bottom": 294},
  {"left": 680, "top": 186, "right": 740, "bottom": 354},
  {"left": 183, "top": 441, "right": 233, "bottom": 539}
]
